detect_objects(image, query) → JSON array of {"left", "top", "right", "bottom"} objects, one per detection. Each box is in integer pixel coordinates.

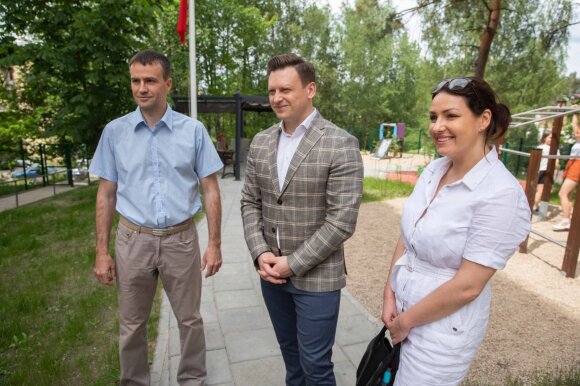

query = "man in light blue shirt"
[{"left": 90, "top": 50, "right": 223, "bottom": 386}]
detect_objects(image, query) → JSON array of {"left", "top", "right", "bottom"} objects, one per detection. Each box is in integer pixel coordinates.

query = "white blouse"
[{"left": 397, "top": 148, "right": 531, "bottom": 272}]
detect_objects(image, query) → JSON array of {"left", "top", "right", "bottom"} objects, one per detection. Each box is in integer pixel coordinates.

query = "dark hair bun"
[{"left": 489, "top": 103, "right": 511, "bottom": 141}]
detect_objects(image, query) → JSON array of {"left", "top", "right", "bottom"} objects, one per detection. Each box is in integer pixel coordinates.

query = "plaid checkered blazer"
[{"left": 241, "top": 112, "right": 364, "bottom": 292}]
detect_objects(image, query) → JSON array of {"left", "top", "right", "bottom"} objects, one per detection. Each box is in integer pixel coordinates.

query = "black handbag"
[{"left": 356, "top": 326, "right": 401, "bottom": 386}]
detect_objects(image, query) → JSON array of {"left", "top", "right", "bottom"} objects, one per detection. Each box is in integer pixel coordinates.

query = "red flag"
[{"left": 177, "top": 0, "right": 187, "bottom": 44}]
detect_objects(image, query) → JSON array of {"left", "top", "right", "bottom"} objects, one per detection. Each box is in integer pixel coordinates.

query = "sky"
[{"left": 320, "top": 0, "right": 580, "bottom": 75}]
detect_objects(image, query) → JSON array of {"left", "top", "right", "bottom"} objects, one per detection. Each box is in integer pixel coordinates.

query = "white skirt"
[{"left": 390, "top": 255, "right": 491, "bottom": 386}]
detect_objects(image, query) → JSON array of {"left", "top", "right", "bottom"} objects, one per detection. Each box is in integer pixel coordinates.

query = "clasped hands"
[
  {"left": 382, "top": 291, "right": 411, "bottom": 345},
  {"left": 257, "top": 251, "right": 293, "bottom": 284}
]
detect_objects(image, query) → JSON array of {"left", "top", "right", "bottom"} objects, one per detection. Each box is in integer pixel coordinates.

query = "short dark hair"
[
  {"left": 267, "top": 53, "right": 316, "bottom": 86},
  {"left": 432, "top": 77, "right": 511, "bottom": 144},
  {"left": 129, "top": 50, "right": 171, "bottom": 80}
]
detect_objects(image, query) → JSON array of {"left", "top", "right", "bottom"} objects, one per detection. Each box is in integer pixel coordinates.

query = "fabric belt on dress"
[
  {"left": 119, "top": 215, "right": 193, "bottom": 237},
  {"left": 402, "top": 253, "right": 457, "bottom": 278}
]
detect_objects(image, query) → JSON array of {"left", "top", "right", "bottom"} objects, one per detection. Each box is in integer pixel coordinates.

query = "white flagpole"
[{"left": 189, "top": 0, "right": 197, "bottom": 119}]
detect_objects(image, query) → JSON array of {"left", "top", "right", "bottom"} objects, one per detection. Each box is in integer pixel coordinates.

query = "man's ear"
[{"left": 307, "top": 82, "right": 316, "bottom": 100}]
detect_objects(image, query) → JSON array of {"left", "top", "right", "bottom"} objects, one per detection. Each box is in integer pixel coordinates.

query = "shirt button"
[
  {"left": 277, "top": 198, "right": 283, "bottom": 205},
  {"left": 272, "top": 227, "right": 276, "bottom": 233}
]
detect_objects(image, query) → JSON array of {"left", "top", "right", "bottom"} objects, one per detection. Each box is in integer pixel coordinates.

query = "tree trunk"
[{"left": 474, "top": 0, "right": 501, "bottom": 79}]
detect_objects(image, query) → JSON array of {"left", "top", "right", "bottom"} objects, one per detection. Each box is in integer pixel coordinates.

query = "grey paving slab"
[
  {"left": 159, "top": 353, "right": 170, "bottom": 386},
  {"left": 204, "top": 322, "right": 226, "bottom": 351},
  {"left": 169, "top": 325, "right": 181, "bottom": 357},
  {"left": 335, "top": 314, "right": 381, "bottom": 346},
  {"left": 213, "top": 274, "right": 254, "bottom": 292},
  {"left": 331, "top": 344, "right": 348, "bottom": 363},
  {"left": 215, "top": 289, "right": 260, "bottom": 311},
  {"left": 334, "top": 360, "right": 358, "bottom": 386},
  {"left": 338, "top": 295, "right": 363, "bottom": 319},
  {"left": 206, "top": 349, "right": 233, "bottom": 385},
  {"left": 342, "top": 341, "right": 369, "bottom": 366},
  {"left": 202, "top": 276, "right": 214, "bottom": 287},
  {"left": 219, "top": 262, "right": 251, "bottom": 276},
  {"left": 169, "top": 355, "right": 180, "bottom": 385},
  {"left": 218, "top": 306, "right": 271, "bottom": 334},
  {"left": 220, "top": 251, "right": 249, "bottom": 263},
  {"left": 224, "top": 328, "right": 280, "bottom": 363},
  {"left": 201, "top": 301, "right": 219, "bottom": 324},
  {"left": 201, "top": 286, "right": 215, "bottom": 304},
  {"left": 231, "top": 355, "right": 286, "bottom": 386}
]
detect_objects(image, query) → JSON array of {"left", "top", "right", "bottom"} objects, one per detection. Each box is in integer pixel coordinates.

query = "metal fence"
[{"left": 0, "top": 140, "right": 93, "bottom": 202}]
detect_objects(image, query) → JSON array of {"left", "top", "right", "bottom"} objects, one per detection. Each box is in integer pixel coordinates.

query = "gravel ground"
[{"left": 345, "top": 198, "right": 580, "bottom": 385}]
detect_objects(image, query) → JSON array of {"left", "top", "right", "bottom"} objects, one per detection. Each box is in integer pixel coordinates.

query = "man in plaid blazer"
[{"left": 241, "top": 53, "right": 364, "bottom": 385}]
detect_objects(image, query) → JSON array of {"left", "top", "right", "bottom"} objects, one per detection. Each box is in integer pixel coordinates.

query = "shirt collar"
[
  {"left": 132, "top": 104, "right": 173, "bottom": 131},
  {"left": 461, "top": 146, "right": 499, "bottom": 190},
  {"left": 279, "top": 108, "right": 317, "bottom": 137},
  {"left": 428, "top": 146, "right": 499, "bottom": 191}
]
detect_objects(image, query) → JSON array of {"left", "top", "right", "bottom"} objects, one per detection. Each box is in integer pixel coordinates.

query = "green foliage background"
[{"left": 0, "top": 0, "right": 578, "bottom": 153}]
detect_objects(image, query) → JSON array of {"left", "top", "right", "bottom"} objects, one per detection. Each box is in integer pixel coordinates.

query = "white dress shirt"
[
  {"left": 277, "top": 108, "right": 318, "bottom": 191},
  {"left": 275, "top": 108, "right": 317, "bottom": 248}
]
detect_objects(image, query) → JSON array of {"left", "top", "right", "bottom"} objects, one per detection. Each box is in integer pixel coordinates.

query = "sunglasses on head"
[
  {"left": 431, "top": 78, "right": 474, "bottom": 94},
  {"left": 432, "top": 77, "right": 484, "bottom": 107}
]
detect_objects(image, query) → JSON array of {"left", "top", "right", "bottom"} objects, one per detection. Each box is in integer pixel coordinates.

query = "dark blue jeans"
[{"left": 261, "top": 279, "right": 341, "bottom": 386}]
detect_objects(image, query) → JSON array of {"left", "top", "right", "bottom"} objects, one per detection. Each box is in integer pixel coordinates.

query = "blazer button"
[
  {"left": 277, "top": 198, "right": 283, "bottom": 205},
  {"left": 271, "top": 227, "right": 276, "bottom": 233}
]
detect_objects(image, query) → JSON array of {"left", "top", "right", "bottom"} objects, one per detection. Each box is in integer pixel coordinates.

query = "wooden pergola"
[{"left": 172, "top": 93, "right": 273, "bottom": 181}]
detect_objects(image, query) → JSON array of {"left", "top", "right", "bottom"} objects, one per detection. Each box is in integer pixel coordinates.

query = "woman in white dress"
[{"left": 381, "top": 77, "right": 531, "bottom": 386}]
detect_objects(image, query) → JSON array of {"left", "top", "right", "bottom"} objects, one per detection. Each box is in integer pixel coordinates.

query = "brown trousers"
[{"left": 115, "top": 221, "right": 206, "bottom": 386}]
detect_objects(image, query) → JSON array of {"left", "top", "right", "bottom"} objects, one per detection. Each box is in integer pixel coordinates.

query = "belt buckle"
[{"left": 151, "top": 228, "right": 169, "bottom": 237}]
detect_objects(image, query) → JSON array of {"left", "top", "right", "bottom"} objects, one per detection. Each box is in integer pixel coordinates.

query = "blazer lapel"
[
  {"left": 268, "top": 127, "right": 282, "bottom": 194},
  {"left": 280, "top": 114, "right": 325, "bottom": 194}
]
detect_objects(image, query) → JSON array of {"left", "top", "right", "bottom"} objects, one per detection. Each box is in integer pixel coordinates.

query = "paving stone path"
[{"left": 150, "top": 174, "right": 382, "bottom": 386}]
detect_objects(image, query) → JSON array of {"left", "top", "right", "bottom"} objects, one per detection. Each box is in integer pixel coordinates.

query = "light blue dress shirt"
[{"left": 89, "top": 105, "right": 223, "bottom": 228}]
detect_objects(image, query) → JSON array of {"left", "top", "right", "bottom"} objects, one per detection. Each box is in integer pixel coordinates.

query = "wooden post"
[
  {"left": 519, "top": 148, "right": 542, "bottom": 253},
  {"left": 541, "top": 116, "right": 563, "bottom": 202},
  {"left": 561, "top": 188, "right": 580, "bottom": 278}
]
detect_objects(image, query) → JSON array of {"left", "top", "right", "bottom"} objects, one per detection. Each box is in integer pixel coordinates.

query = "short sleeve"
[
  {"left": 193, "top": 122, "right": 223, "bottom": 179},
  {"left": 89, "top": 125, "right": 118, "bottom": 182},
  {"left": 463, "top": 187, "right": 531, "bottom": 270}
]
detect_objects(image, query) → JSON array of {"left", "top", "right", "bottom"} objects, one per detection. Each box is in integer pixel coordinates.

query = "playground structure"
[
  {"left": 501, "top": 104, "right": 580, "bottom": 278},
  {"left": 372, "top": 122, "right": 405, "bottom": 159}
]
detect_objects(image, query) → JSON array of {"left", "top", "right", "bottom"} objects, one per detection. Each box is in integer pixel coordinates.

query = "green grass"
[
  {"left": 464, "top": 365, "right": 580, "bottom": 386},
  {"left": 506, "top": 366, "right": 580, "bottom": 386},
  {"left": 0, "top": 186, "right": 163, "bottom": 385},
  {"left": 362, "top": 177, "right": 415, "bottom": 203}
]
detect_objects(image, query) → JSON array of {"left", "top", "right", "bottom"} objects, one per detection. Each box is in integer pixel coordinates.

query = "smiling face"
[
  {"left": 267, "top": 66, "right": 316, "bottom": 133},
  {"left": 130, "top": 61, "right": 172, "bottom": 119},
  {"left": 429, "top": 91, "right": 491, "bottom": 163}
]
